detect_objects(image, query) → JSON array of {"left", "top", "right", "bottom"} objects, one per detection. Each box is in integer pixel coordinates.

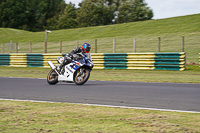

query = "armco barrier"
[{"left": 0, "top": 52, "right": 186, "bottom": 71}]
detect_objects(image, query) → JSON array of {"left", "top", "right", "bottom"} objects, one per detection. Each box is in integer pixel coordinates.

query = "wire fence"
[{"left": 0, "top": 36, "right": 188, "bottom": 54}]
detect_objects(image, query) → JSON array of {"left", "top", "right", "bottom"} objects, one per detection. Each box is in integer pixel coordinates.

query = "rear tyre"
[
  {"left": 47, "top": 69, "right": 58, "bottom": 85},
  {"left": 74, "top": 68, "right": 90, "bottom": 85}
]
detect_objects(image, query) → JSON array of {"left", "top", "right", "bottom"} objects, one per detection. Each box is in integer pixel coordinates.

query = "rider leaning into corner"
[{"left": 57, "top": 43, "right": 91, "bottom": 72}]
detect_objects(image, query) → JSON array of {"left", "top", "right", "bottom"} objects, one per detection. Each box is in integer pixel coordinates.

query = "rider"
[{"left": 57, "top": 43, "right": 91, "bottom": 71}]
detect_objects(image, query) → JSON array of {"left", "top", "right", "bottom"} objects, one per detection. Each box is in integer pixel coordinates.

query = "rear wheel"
[
  {"left": 47, "top": 69, "right": 58, "bottom": 85},
  {"left": 74, "top": 68, "right": 90, "bottom": 85}
]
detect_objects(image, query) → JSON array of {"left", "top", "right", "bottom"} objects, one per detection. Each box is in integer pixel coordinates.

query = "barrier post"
[
  {"left": 182, "top": 36, "right": 185, "bottom": 52},
  {"left": 44, "top": 42, "right": 47, "bottom": 53},
  {"left": 113, "top": 39, "right": 116, "bottom": 53},
  {"left": 29, "top": 42, "right": 32, "bottom": 53},
  {"left": 16, "top": 42, "right": 18, "bottom": 53},
  {"left": 2, "top": 43, "right": 4, "bottom": 53},
  {"left": 10, "top": 40, "right": 12, "bottom": 53},
  {"left": 60, "top": 41, "right": 62, "bottom": 53},
  {"left": 44, "top": 30, "right": 51, "bottom": 53},
  {"left": 133, "top": 38, "right": 136, "bottom": 53},
  {"left": 158, "top": 37, "right": 161, "bottom": 52},
  {"left": 95, "top": 39, "right": 97, "bottom": 53}
]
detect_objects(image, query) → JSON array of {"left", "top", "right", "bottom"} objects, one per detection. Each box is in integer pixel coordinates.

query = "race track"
[{"left": 0, "top": 77, "right": 200, "bottom": 112}]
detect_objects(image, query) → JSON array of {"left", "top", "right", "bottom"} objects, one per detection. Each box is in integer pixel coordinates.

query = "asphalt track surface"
[{"left": 0, "top": 77, "right": 200, "bottom": 112}]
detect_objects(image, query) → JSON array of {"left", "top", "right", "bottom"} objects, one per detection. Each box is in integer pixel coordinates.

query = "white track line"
[
  {"left": 1, "top": 98, "right": 200, "bottom": 114},
  {"left": 1, "top": 77, "right": 200, "bottom": 85}
]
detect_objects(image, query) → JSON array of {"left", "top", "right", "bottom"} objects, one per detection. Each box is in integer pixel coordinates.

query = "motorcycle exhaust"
[
  {"left": 48, "top": 61, "right": 56, "bottom": 69},
  {"left": 48, "top": 61, "right": 60, "bottom": 75}
]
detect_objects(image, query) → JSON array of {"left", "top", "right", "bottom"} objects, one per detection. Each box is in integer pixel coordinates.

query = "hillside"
[{"left": 0, "top": 14, "right": 200, "bottom": 63}]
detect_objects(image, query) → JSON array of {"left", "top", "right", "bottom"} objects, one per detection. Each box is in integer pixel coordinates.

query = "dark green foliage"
[
  {"left": 116, "top": 0, "right": 153, "bottom": 23},
  {"left": 58, "top": 3, "right": 78, "bottom": 29},
  {"left": 46, "top": 2, "right": 77, "bottom": 30},
  {"left": 0, "top": 0, "right": 153, "bottom": 31},
  {"left": 76, "top": 0, "right": 115, "bottom": 27},
  {"left": 0, "top": 0, "right": 65, "bottom": 31}
]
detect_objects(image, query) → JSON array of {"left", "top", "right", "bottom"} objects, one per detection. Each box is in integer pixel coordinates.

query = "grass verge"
[
  {"left": 0, "top": 65, "right": 200, "bottom": 83},
  {"left": 1, "top": 14, "right": 200, "bottom": 63},
  {"left": 1, "top": 100, "right": 200, "bottom": 133},
  {"left": 0, "top": 66, "right": 200, "bottom": 132}
]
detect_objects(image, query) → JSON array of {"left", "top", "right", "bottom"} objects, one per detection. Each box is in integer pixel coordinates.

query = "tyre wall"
[{"left": 0, "top": 52, "right": 186, "bottom": 71}]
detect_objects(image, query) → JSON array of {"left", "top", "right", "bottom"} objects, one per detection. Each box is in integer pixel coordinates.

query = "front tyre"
[
  {"left": 47, "top": 69, "right": 58, "bottom": 85},
  {"left": 74, "top": 68, "right": 90, "bottom": 85}
]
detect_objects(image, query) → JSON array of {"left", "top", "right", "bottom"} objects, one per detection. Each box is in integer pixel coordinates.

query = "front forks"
[{"left": 77, "top": 68, "right": 84, "bottom": 77}]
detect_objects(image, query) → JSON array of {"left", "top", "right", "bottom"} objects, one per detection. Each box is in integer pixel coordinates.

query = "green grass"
[
  {"left": 0, "top": 14, "right": 200, "bottom": 63},
  {"left": 1, "top": 14, "right": 200, "bottom": 132},
  {"left": 1, "top": 100, "right": 200, "bottom": 133},
  {"left": 0, "top": 65, "right": 200, "bottom": 83},
  {"left": 0, "top": 14, "right": 200, "bottom": 42}
]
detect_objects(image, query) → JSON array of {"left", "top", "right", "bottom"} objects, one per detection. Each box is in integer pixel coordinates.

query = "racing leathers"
[{"left": 57, "top": 47, "right": 91, "bottom": 71}]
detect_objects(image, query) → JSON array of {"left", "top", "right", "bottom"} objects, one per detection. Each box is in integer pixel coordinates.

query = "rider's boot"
[
  {"left": 56, "top": 61, "right": 64, "bottom": 72},
  {"left": 56, "top": 55, "right": 72, "bottom": 72}
]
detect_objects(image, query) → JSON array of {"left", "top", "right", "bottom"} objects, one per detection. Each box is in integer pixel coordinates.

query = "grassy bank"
[
  {"left": 1, "top": 100, "right": 200, "bottom": 133},
  {"left": 0, "top": 65, "right": 199, "bottom": 83},
  {"left": 0, "top": 14, "right": 200, "bottom": 63},
  {"left": 1, "top": 14, "right": 200, "bottom": 42},
  {"left": 1, "top": 13, "right": 200, "bottom": 133}
]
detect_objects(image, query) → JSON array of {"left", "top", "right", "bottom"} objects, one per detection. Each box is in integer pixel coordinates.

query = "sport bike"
[{"left": 47, "top": 53, "right": 93, "bottom": 85}]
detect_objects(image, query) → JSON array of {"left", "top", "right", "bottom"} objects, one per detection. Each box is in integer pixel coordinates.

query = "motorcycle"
[{"left": 47, "top": 53, "right": 93, "bottom": 85}]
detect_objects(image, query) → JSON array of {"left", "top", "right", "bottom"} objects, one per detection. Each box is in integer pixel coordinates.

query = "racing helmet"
[{"left": 81, "top": 43, "right": 91, "bottom": 53}]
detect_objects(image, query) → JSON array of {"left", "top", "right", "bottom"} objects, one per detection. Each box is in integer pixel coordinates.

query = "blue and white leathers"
[{"left": 48, "top": 53, "right": 93, "bottom": 85}]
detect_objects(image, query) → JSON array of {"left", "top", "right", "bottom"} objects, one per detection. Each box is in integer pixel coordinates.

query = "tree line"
[{"left": 0, "top": 0, "right": 153, "bottom": 32}]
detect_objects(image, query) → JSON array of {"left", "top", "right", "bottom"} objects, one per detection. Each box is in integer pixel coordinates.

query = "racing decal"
[{"left": 65, "top": 66, "right": 73, "bottom": 73}]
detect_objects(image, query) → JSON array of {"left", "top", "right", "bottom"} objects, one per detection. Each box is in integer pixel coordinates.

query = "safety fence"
[{"left": 0, "top": 52, "right": 186, "bottom": 70}]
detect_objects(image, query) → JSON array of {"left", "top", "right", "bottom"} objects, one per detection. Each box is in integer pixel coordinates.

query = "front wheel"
[
  {"left": 47, "top": 69, "right": 58, "bottom": 85},
  {"left": 74, "top": 68, "right": 90, "bottom": 85}
]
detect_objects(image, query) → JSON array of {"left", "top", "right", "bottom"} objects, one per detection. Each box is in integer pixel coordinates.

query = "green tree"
[
  {"left": 0, "top": 0, "right": 65, "bottom": 31},
  {"left": 31, "top": 0, "right": 66, "bottom": 31},
  {"left": 0, "top": 0, "right": 154, "bottom": 31},
  {"left": 45, "top": 0, "right": 67, "bottom": 30},
  {"left": 0, "top": 0, "right": 29, "bottom": 29},
  {"left": 76, "top": 0, "right": 115, "bottom": 27},
  {"left": 58, "top": 2, "right": 77, "bottom": 29},
  {"left": 46, "top": 2, "right": 77, "bottom": 30},
  {"left": 116, "top": 0, "right": 153, "bottom": 23}
]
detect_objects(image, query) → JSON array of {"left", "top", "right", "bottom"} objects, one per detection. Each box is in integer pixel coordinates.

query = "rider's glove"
[{"left": 72, "top": 54, "right": 79, "bottom": 60}]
